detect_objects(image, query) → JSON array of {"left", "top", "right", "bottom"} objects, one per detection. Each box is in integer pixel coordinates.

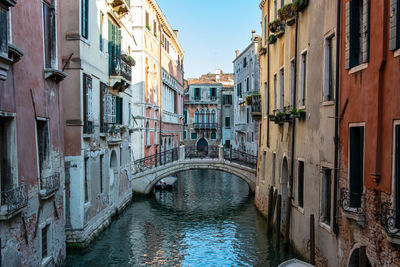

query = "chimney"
[
  {"left": 251, "top": 30, "right": 256, "bottom": 41},
  {"left": 173, "top": 30, "right": 179, "bottom": 37},
  {"left": 235, "top": 50, "right": 239, "bottom": 57},
  {"left": 215, "top": 69, "right": 223, "bottom": 75}
]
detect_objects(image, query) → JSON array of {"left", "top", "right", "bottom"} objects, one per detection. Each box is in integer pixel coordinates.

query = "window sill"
[
  {"left": 83, "top": 134, "right": 94, "bottom": 139},
  {"left": 44, "top": 68, "right": 67, "bottom": 83},
  {"left": 8, "top": 44, "right": 24, "bottom": 63},
  {"left": 292, "top": 204, "right": 305, "bottom": 215},
  {"left": 394, "top": 48, "right": 400, "bottom": 58},
  {"left": 385, "top": 232, "right": 400, "bottom": 245},
  {"left": 41, "top": 256, "right": 53, "bottom": 267},
  {"left": 348, "top": 63, "right": 368, "bottom": 75},
  {"left": 319, "top": 221, "right": 332, "bottom": 233},
  {"left": 343, "top": 210, "right": 365, "bottom": 227},
  {"left": 322, "top": 100, "right": 334, "bottom": 106}
]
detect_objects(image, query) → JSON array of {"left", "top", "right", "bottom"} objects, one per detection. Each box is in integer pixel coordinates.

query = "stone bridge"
[{"left": 128, "top": 146, "right": 257, "bottom": 194}]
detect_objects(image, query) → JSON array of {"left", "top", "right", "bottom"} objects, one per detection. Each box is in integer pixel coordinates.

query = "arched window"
[
  {"left": 195, "top": 109, "right": 199, "bottom": 123},
  {"left": 211, "top": 110, "right": 216, "bottom": 124},
  {"left": 145, "top": 121, "right": 150, "bottom": 146},
  {"left": 201, "top": 109, "right": 206, "bottom": 123},
  {"left": 205, "top": 109, "right": 210, "bottom": 124},
  {"left": 154, "top": 122, "right": 158, "bottom": 144}
]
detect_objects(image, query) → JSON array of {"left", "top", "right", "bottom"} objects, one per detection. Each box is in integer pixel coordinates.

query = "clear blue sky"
[{"left": 156, "top": 0, "right": 261, "bottom": 79}]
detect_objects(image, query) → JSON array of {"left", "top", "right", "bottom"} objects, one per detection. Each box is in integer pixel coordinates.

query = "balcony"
[
  {"left": 0, "top": 184, "right": 28, "bottom": 220},
  {"left": 380, "top": 202, "right": 400, "bottom": 244},
  {"left": 250, "top": 94, "right": 261, "bottom": 121},
  {"left": 193, "top": 123, "right": 218, "bottom": 130},
  {"left": 194, "top": 96, "right": 201, "bottom": 101},
  {"left": 107, "top": 0, "right": 130, "bottom": 17},
  {"left": 340, "top": 188, "right": 365, "bottom": 227},
  {"left": 40, "top": 173, "right": 60, "bottom": 199},
  {"left": 109, "top": 56, "right": 132, "bottom": 92}
]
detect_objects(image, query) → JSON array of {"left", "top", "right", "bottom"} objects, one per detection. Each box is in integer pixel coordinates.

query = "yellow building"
[{"left": 256, "top": 0, "right": 339, "bottom": 265}]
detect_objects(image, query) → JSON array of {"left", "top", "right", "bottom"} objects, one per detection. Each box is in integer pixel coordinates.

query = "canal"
[{"left": 66, "top": 169, "right": 293, "bottom": 266}]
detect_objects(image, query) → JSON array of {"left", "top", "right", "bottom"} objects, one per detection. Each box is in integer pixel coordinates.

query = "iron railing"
[
  {"left": 251, "top": 95, "right": 262, "bottom": 120},
  {"left": 110, "top": 57, "right": 132, "bottom": 82},
  {"left": 83, "top": 120, "right": 94, "bottom": 134},
  {"left": 224, "top": 148, "right": 257, "bottom": 169},
  {"left": 340, "top": 188, "right": 364, "bottom": 214},
  {"left": 40, "top": 173, "right": 60, "bottom": 197},
  {"left": 185, "top": 145, "right": 219, "bottom": 159},
  {"left": 132, "top": 148, "right": 179, "bottom": 174},
  {"left": 193, "top": 123, "right": 218, "bottom": 130},
  {"left": 380, "top": 202, "right": 400, "bottom": 236},
  {"left": 1, "top": 184, "right": 28, "bottom": 214}
]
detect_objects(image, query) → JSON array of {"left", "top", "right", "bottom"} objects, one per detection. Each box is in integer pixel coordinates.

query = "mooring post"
[
  {"left": 219, "top": 145, "right": 224, "bottom": 161},
  {"left": 230, "top": 146, "right": 232, "bottom": 162},
  {"left": 275, "top": 194, "right": 281, "bottom": 248},
  {"left": 310, "top": 214, "right": 315, "bottom": 265},
  {"left": 284, "top": 195, "right": 291, "bottom": 248},
  {"left": 180, "top": 145, "right": 185, "bottom": 161},
  {"left": 267, "top": 186, "right": 274, "bottom": 233}
]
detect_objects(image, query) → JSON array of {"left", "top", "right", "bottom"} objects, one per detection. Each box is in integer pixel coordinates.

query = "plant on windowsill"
[
  {"left": 278, "top": 3, "right": 296, "bottom": 26},
  {"left": 292, "top": 0, "right": 309, "bottom": 13},
  {"left": 289, "top": 108, "right": 306, "bottom": 119},
  {"left": 146, "top": 24, "right": 151, "bottom": 31},
  {"left": 276, "top": 24, "right": 285, "bottom": 38},
  {"left": 269, "top": 19, "right": 282, "bottom": 33},
  {"left": 268, "top": 34, "right": 277, "bottom": 44},
  {"left": 154, "top": 33, "right": 158, "bottom": 38},
  {"left": 129, "top": 128, "right": 134, "bottom": 134},
  {"left": 274, "top": 112, "right": 286, "bottom": 125},
  {"left": 268, "top": 114, "right": 277, "bottom": 122},
  {"left": 245, "top": 95, "right": 253, "bottom": 105}
]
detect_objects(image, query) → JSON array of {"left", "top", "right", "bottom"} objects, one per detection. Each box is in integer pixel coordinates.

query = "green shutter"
[
  {"left": 210, "top": 88, "right": 212, "bottom": 100},
  {"left": 361, "top": 0, "right": 370, "bottom": 63}
]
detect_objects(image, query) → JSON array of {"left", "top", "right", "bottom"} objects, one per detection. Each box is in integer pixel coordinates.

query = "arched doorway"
[
  {"left": 197, "top": 138, "right": 208, "bottom": 154},
  {"left": 110, "top": 150, "right": 118, "bottom": 188},
  {"left": 281, "top": 157, "right": 289, "bottom": 229},
  {"left": 348, "top": 247, "right": 371, "bottom": 267}
]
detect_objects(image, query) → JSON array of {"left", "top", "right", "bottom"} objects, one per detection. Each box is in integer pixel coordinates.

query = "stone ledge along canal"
[{"left": 66, "top": 169, "right": 293, "bottom": 266}]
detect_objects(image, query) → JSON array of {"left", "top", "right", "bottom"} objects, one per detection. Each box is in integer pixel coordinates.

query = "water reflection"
[{"left": 66, "top": 169, "right": 292, "bottom": 266}]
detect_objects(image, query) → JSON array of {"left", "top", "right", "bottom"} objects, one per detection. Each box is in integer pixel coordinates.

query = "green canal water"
[{"left": 66, "top": 169, "right": 293, "bottom": 266}]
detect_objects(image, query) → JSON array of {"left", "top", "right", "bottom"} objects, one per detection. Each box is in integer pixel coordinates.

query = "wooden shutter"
[
  {"left": 209, "top": 88, "right": 212, "bottom": 100},
  {"left": 324, "top": 40, "right": 331, "bottom": 101},
  {"left": 361, "top": 0, "right": 370, "bottom": 63},
  {"left": 390, "top": 0, "right": 400, "bottom": 50},
  {"left": 349, "top": 127, "right": 364, "bottom": 208},
  {"left": 104, "top": 93, "right": 114, "bottom": 123},
  {"left": 146, "top": 12, "right": 149, "bottom": 26},
  {"left": 345, "top": 1, "right": 351, "bottom": 69},
  {"left": 87, "top": 77, "right": 93, "bottom": 122}
]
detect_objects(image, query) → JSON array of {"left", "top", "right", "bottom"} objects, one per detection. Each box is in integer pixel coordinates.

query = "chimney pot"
[{"left": 235, "top": 50, "right": 239, "bottom": 57}]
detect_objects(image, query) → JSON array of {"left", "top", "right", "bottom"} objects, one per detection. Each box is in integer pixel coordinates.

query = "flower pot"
[
  {"left": 268, "top": 34, "right": 277, "bottom": 44},
  {"left": 269, "top": 20, "right": 281, "bottom": 33}
]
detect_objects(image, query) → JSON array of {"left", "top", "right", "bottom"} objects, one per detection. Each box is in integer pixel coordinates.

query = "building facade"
[
  {"left": 256, "top": 0, "right": 339, "bottom": 266},
  {"left": 233, "top": 31, "right": 260, "bottom": 156},
  {"left": 131, "top": 0, "right": 184, "bottom": 160},
  {"left": 337, "top": 0, "right": 400, "bottom": 265},
  {"left": 221, "top": 85, "right": 234, "bottom": 148},
  {"left": 0, "top": 0, "right": 66, "bottom": 265},
  {"left": 61, "top": 0, "right": 135, "bottom": 247},
  {"left": 183, "top": 71, "right": 233, "bottom": 151}
]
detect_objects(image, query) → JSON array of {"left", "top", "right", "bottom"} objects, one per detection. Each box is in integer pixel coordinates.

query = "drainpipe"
[
  {"left": 159, "top": 22, "right": 162, "bottom": 158},
  {"left": 267, "top": 0, "right": 270, "bottom": 148},
  {"left": 289, "top": 11, "right": 299, "bottom": 199},
  {"left": 333, "top": 0, "right": 342, "bottom": 235}
]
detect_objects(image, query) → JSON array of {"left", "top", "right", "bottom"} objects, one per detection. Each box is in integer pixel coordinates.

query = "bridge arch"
[{"left": 131, "top": 160, "right": 256, "bottom": 195}]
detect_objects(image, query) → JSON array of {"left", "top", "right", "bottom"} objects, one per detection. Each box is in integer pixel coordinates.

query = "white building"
[{"left": 233, "top": 31, "right": 260, "bottom": 156}]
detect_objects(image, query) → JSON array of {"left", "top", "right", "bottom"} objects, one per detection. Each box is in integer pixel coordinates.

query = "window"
[
  {"left": 81, "top": 0, "right": 89, "bottom": 39},
  {"left": 223, "top": 95, "right": 232, "bottom": 105},
  {"left": 321, "top": 168, "right": 332, "bottom": 225},
  {"left": 194, "top": 88, "right": 201, "bottom": 100},
  {"left": 184, "top": 110, "right": 187, "bottom": 124},
  {"left": 290, "top": 60, "right": 295, "bottom": 107},
  {"left": 115, "top": 97, "right": 123, "bottom": 124},
  {"left": 264, "top": 15, "right": 268, "bottom": 45},
  {"left": 237, "top": 83, "right": 242, "bottom": 98},
  {"left": 272, "top": 153, "right": 276, "bottom": 185},
  {"left": 154, "top": 122, "right": 158, "bottom": 144},
  {"left": 99, "top": 12, "right": 104, "bottom": 51},
  {"left": 298, "top": 161, "right": 304, "bottom": 208},
  {"left": 42, "top": 225, "right": 48, "bottom": 258},
  {"left": 191, "top": 132, "right": 197, "bottom": 140},
  {"left": 225, "top": 117, "right": 231, "bottom": 128},
  {"left": 108, "top": 21, "right": 121, "bottom": 76},
  {"left": 195, "top": 109, "right": 199, "bottom": 123},
  {"left": 279, "top": 68, "right": 284, "bottom": 111},
  {"left": 0, "top": 8, "right": 8, "bottom": 57},
  {"left": 246, "top": 77, "right": 250, "bottom": 92},
  {"left": 145, "top": 122, "right": 150, "bottom": 146},
  {"left": 43, "top": 1, "right": 56, "bottom": 68},
  {"left": 84, "top": 157, "right": 89, "bottom": 203},
  {"left": 349, "top": 126, "right": 364, "bottom": 208},
  {"left": 274, "top": 0, "right": 277, "bottom": 20},
  {"left": 83, "top": 74, "right": 93, "bottom": 134},
  {"left": 300, "top": 52, "right": 307, "bottom": 107},
  {"left": 183, "top": 131, "right": 187, "bottom": 140},
  {"left": 273, "top": 74, "right": 277, "bottom": 110},
  {"left": 262, "top": 151, "right": 266, "bottom": 181},
  {"left": 100, "top": 82, "right": 107, "bottom": 132},
  {"left": 0, "top": 116, "right": 16, "bottom": 192},
  {"left": 210, "top": 88, "right": 217, "bottom": 100},
  {"left": 324, "top": 35, "right": 335, "bottom": 102},
  {"left": 211, "top": 110, "right": 216, "bottom": 123},
  {"left": 211, "top": 132, "right": 217, "bottom": 140},
  {"left": 247, "top": 108, "right": 250, "bottom": 123},
  {"left": 252, "top": 132, "right": 254, "bottom": 142},
  {"left": 345, "top": 0, "right": 369, "bottom": 69},
  {"left": 390, "top": 0, "right": 400, "bottom": 51},
  {"left": 36, "top": 119, "right": 49, "bottom": 177},
  {"left": 145, "top": 12, "right": 149, "bottom": 28},
  {"left": 264, "top": 82, "right": 268, "bottom": 116},
  {"left": 100, "top": 154, "right": 103, "bottom": 194},
  {"left": 395, "top": 124, "right": 400, "bottom": 228}
]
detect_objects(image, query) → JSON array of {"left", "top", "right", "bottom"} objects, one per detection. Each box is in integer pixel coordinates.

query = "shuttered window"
[
  {"left": 225, "top": 117, "right": 230, "bottom": 128},
  {"left": 345, "top": 0, "right": 369, "bottom": 69},
  {"left": 390, "top": 0, "right": 400, "bottom": 50},
  {"left": 0, "top": 8, "right": 8, "bottom": 57},
  {"left": 273, "top": 74, "right": 277, "bottom": 110},
  {"left": 324, "top": 35, "right": 335, "bottom": 102},
  {"left": 100, "top": 82, "right": 107, "bottom": 132},
  {"left": 290, "top": 60, "right": 295, "bottom": 107},
  {"left": 0, "top": 117, "right": 14, "bottom": 191},
  {"left": 210, "top": 88, "right": 217, "bottom": 100},
  {"left": 298, "top": 161, "right": 304, "bottom": 208},
  {"left": 395, "top": 125, "right": 400, "bottom": 228},
  {"left": 81, "top": 0, "right": 89, "bottom": 39},
  {"left": 108, "top": 21, "right": 121, "bottom": 75},
  {"left": 83, "top": 74, "right": 93, "bottom": 134},
  {"left": 115, "top": 96, "right": 123, "bottom": 125},
  {"left": 279, "top": 68, "right": 284, "bottom": 111},
  {"left": 349, "top": 126, "right": 364, "bottom": 208},
  {"left": 300, "top": 52, "right": 307, "bottom": 106},
  {"left": 99, "top": 12, "right": 104, "bottom": 51},
  {"left": 43, "top": 2, "right": 56, "bottom": 68}
]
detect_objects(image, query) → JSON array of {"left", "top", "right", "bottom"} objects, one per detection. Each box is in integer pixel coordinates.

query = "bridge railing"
[
  {"left": 185, "top": 145, "right": 219, "bottom": 159},
  {"left": 131, "top": 148, "right": 179, "bottom": 174},
  {"left": 224, "top": 147, "right": 257, "bottom": 169}
]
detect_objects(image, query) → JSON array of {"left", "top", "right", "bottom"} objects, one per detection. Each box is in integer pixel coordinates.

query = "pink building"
[{"left": 0, "top": 0, "right": 66, "bottom": 265}]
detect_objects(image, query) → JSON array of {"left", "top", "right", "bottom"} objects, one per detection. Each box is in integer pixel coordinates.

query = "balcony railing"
[
  {"left": 83, "top": 120, "right": 94, "bottom": 134},
  {"left": 380, "top": 202, "right": 400, "bottom": 236},
  {"left": 251, "top": 95, "right": 262, "bottom": 121},
  {"left": 194, "top": 96, "right": 201, "bottom": 101},
  {"left": 110, "top": 57, "right": 132, "bottom": 82},
  {"left": 40, "top": 173, "right": 60, "bottom": 197},
  {"left": 1, "top": 184, "right": 28, "bottom": 215},
  {"left": 224, "top": 148, "right": 257, "bottom": 169},
  {"left": 185, "top": 145, "right": 219, "bottom": 159},
  {"left": 131, "top": 148, "right": 179, "bottom": 174},
  {"left": 193, "top": 123, "right": 218, "bottom": 130},
  {"left": 340, "top": 188, "right": 364, "bottom": 215}
]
